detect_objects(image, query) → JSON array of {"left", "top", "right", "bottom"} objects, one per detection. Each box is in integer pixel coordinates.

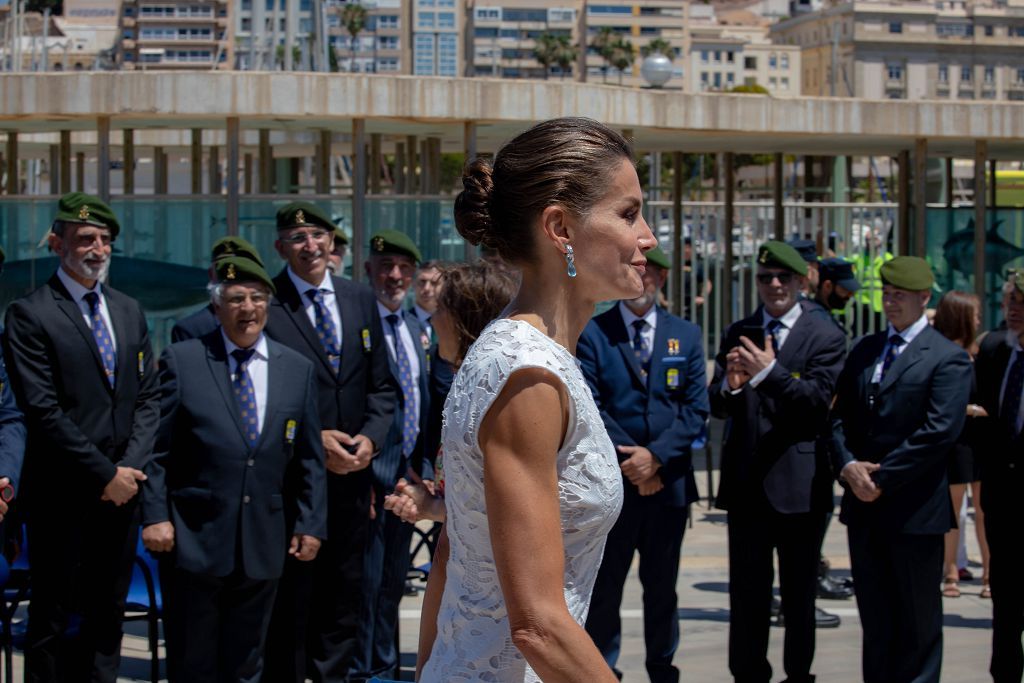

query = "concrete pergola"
[{"left": 2, "top": 71, "right": 1023, "bottom": 303}]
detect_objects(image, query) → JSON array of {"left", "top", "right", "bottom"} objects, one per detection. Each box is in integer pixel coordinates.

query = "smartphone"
[{"left": 738, "top": 324, "right": 766, "bottom": 349}]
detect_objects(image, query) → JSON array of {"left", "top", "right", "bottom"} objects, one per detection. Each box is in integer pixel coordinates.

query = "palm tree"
[
  {"left": 341, "top": 2, "right": 367, "bottom": 73},
  {"left": 532, "top": 32, "right": 558, "bottom": 80},
  {"left": 608, "top": 36, "right": 634, "bottom": 85},
  {"left": 590, "top": 26, "right": 616, "bottom": 83},
  {"left": 641, "top": 37, "right": 674, "bottom": 61},
  {"left": 553, "top": 35, "right": 578, "bottom": 80}
]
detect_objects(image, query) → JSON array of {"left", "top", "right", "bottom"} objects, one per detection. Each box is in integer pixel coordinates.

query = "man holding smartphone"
[{"left": 709, "top": 241, "right": 847, "bottom": 683}]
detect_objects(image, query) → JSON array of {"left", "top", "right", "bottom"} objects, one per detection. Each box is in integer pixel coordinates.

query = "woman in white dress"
[{"left": 419, "top": 117, "right": 657, "bottom": 682}]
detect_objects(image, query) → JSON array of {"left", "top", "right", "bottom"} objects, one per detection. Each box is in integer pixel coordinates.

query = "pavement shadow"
[
  {"left": 692, "top": 581, "right": 729, "bottom": 594},
  {"left": 696, "top": 512, "right": 728, "bottom": 526},
  {"left": 943, "top": 613, "right": 992, "bottom": 630},
  {"left": 677, "top": 607, "right": 730, "bottom": 623}
]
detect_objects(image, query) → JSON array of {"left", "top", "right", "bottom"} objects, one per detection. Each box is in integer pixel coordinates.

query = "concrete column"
[
  {"left": 974, "top": 140, "right": 987, "bottom": 306},
  {"left": 419, "top": 139, "right": 430, "bottom": 195},
  {"left": 60, "top": 130, "right": 71, "bottom": 194},
  {"left": 897, "top": 150, "right": 910, "bottom": 255},
  {"left": 209, "top": 145, "right": 221, "bottom": 195},
  {"left": 316, "top": 130, "right": 331, "bottom": 194},
  {"left": 154, "top": 147, "right": 168, "bottom": 194},
  {"left": 723, "top": 152, "right": 735, "bottom": 329},
  {"left": 773, "top": 152, "right": 784, "bottom": 240},
  {"left": 49, "top": 144, "right": 60, "bottom": 194},
  {"left": 5, "top": 132, "right": 17, "bottom": 195},
  {"left": 351, "top": 118, "right": 367, "bottom": 282},
  {"left": 989, "top": 159, "right": 997, "bottom": 209},
  {"left": 913, "top": 138, "right": 927, "bottom": 257},
  {"left": 123, "top": 129, "right": 135, "bottom": 195},
  {"left": 395, "top": 143, "right": 406, "bottom": 194},
  {"left": 97, "top": 116, "right": 111, "bottom": 202},
  {"left": 227, "top": 117, "right": 240, "bottom": 236},
  {"left": 259, "top": 129, "right": 272, "bottom": 193},
  {"left": 191, "top": 129, "right": 202, "bottom": 194},
  {"left": 75, "top": 152, "right": 85, "bottom": 192},
  {"left": 406, "top": 135, "right": 418, "bottom": 194},
  {"left": 671, "top": 150, "right": 684, "bottom": 316},
  {"left": 244, "top": 153, "right": 253, "bottom": 194},
  {"left": 370, "top": 133, "right": 381, "bottom": 194},
  {"left": 945, "top": 157, "right": 954, "bottom": 207},
  {"left": 463, "top": 122, "right": 477, "bottom": 261}
]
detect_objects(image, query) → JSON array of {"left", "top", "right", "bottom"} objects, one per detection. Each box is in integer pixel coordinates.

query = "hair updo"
[{"left": 454, "top": 117, "right": 634, "bottom": 265}]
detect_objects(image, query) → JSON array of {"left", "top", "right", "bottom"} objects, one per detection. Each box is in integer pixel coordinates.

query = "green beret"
[
  {"left": 879, "top": 256, "right": 934, "bottom": 291},
  {"left": 54, "top": 192, "right": 120, "bottom": 237},
  {"left": 645, "top": 245, "right": 670, "bottom": 270},
  {"left": 1008, "top": 269, "right": 1024, "bottom": 294},
  {"left": 757, "top": 240, "right": 808, "bottom": 277},
  {"left": 333, "top": 226, "right": 349, "bottom": 246},
  {"left": 369, "top": 229, "right": 422, "bottom": 263},
  {"left": 276, "top": 201, "right": 338, "bottom": 233},
  {"left": 214, "top": 256, "right": 276, "bottom": 294},
  {"left": 211, "top": 236, "right": 264, "bottom": 268}
]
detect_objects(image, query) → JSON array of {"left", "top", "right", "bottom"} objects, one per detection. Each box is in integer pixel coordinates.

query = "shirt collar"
[
  {"left": 377, "top": 301, "right": 405, "bottom": 327},
  {"left": 221, "top": 329, "right": 268, "bottom": 363},
  {"left": 287, "top": 266, "right": 334, "bottom": 300},
  {"left": 618, "top": 301, "right": 657, "bottom": 331},
  {"left": 763, "top": 301, "right": 803, "bottom": 329},
  {"left": 56, "top": 265, "right": 102, "bottom": 303},
  {"left": 887, "top": 313, "right": 929, "bottom": 344},
  {"left": 1005, "top": 329, "right": 1024, "bottom": 352},
  {"left": 413, "top": 304, "right": 433, "bottom": 323}
]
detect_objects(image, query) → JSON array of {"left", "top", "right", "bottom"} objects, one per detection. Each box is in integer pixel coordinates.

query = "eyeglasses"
[
  {"left": 280, "top": 230, "right": 330, "bottom": 245},
  {"left": 225, "top": 292, "right": 269, "bottom": 307},
  {"left": 756, "top": 272, "right": 794, "bottom": 285}
]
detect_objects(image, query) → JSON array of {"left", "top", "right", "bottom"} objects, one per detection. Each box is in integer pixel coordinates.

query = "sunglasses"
[{"left": 756, "top": 271, "right": 795, "bottom": 285}]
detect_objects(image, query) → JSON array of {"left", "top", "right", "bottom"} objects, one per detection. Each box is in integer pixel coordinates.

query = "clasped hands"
[
  {"left": 726, "top": 335, "right": 776, "bottom": 390},
  {"left": 841, "top": 461, "right": 882, "bottom": 502},
  {"left": 142, "top": 520, "right": 320, "bottom": 561},
  {"left": 383, "top": 470, "right": 441, "bottom": 524},
  {"left": 618, "top": 445, "right": 663, "bottom": 496},
  {"left": 322, "top": 430, "right": 374, "bottom": 475}
]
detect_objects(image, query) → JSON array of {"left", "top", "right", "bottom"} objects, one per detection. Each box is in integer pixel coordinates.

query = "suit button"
[
  {"left": 243, "top": 495, "right": 251, "bottom": 504},
  {"left": 1010, "top": 463, "right": 1016, "bottom": 470},
  {"left": 247, "top": 459, "right": 255, "bottom": 467}
]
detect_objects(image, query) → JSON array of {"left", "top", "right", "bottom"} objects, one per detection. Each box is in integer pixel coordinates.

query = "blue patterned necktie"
[
  {"left": 306, "top": 288, "right": 341, "bottom": 373},
  {"left": 879, "top": 334, "right": 906, "bottom": 381},
  {"left": 1000, "top": 351, "right": 1024, "bottom": 437},
  {"left": 387, "top": 314, "right": 419, "bottom": 456},
  {"left": 632, "top": 319, "right": 651, "bottom": 375},
  {"left": 766, "top": 318, "right": 784, "bottom": 355},
  {"left": 231, "top": 348, "right": 260, "bottom": 447},
  {"left": 84, "top": 292, "right": 116, "bottom": 388}
]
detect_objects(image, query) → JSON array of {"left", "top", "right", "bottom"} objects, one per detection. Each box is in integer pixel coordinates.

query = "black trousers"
[
  {"left": 847, "top": 525, "right": 943, "bottom": 683},
  {"left": 983, "top": 472, "right": 1024, "bottom": 683},
  {"left": 165, "top": 567, "right": 277, "bottom": 683},
  {"left": 24, "top": 499, "right": 139, "bottom": 683},
  {"left": 585, "top": 496, "right": 688, "bottom": 683},
  {"left": 726, "top": 501, "right": 820, "bottom": 683},
  {"left": 262, "top": 471, "right": 371, "bottom": 683}
]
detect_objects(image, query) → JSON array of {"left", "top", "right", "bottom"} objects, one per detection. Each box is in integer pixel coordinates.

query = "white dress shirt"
[
  {"left": 999, "top": 331, "right": 1024, "bottom": 434},
  {"left": 223, "top": 330, "right": 269, "bottom": 434},
  {"left": 747, "top": 303, "right": 804, "bottom": 388},
  {"left": 618, "top": 301, "right": 657, "bottom": 354},
  {"left": 287, "top": 267, "right": 343, "bottom": 343},
  {"left": 870, "top": 313, "right": 930, "bottom": 384},
  {"left": 377, "top": 302, "right": 422, "bottom": 434},
  {"left": 57, "top": 266, "right": 118, "bottom": 354},
  {"left": 413, "top": 303, "right": 434, "bottom": 341}
]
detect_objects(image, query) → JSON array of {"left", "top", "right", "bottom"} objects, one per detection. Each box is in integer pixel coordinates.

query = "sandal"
[
  {"left": 942, "top": 579, "right": 961, "bottom": 598},
  {"left": 980, "top": 583, "right": 991, "bottom": 599}
]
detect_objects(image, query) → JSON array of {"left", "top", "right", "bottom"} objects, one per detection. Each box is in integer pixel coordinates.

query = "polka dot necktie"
[
  {"left": 879, "top": 334, "right": 906, "bottom": 381},
  {"left": 307, "top": 288, "right": 341, "bottom": 373},
  {"left": 766, "top": 318, "right": 784, "bottom": 355},
  {"left": 84, "top": 292, "right": 116, "bottom": 388},
  {"left": 387, "top": 314, "right": 419, "bottom": 456},
  {"left": 231, "top": 348, "right": 260, "bottom": 447},
  {"left": 632, "top": 319, "right": 651, "bottom": 376},
  {"left": 1000, "top": 352, "right": 1024, "bottom": 437}
]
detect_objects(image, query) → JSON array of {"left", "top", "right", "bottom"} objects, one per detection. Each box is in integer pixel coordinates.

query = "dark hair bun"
[{"left": 454, "top": 158, "right": 497, "bottom": 249}]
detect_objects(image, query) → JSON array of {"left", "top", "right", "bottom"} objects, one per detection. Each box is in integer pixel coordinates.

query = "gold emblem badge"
[
  {"left": 137, "top": 351, "right": 145, "bottom": 378},
  {"left": 295, "top": 210, "right": 306, "bottom": 225},
  {"left": 227, "top": 263, "right": 237, "bottom": 280},
  {"left": 361, "top": 327, "right": 372, "bottom": 352},
  {"left": 758, "top": 250, "right": 768, "bottom": 264},
  {"left": 668, "top": 339, "right": 680, "bottom": 355},
  {"left": 78, "top": 205, "right": 90, "bottom": 221},
  {"left": 666, "top": 367, "right": 680, "bottom": 388},
  {"left": 285, "top": 419, "right": 297, "bottom": 443},
  {"left": 372, "top": 236, "right": 385, "bottom": 252}
]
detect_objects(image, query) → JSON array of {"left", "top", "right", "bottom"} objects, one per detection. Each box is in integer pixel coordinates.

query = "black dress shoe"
[
  {"left": 817, "top": 575, "right": 854, "bottom": 600},
  {"left": 815, "top": 607, "right": 841, "bottom": 628}
]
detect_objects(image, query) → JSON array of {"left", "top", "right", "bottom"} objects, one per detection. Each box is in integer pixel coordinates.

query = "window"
[
  {"left": 378, "top": 36, "right": 399, "bottom": 50},
  {"left": 1017, "top": 68, "right": 1024, "bottom": 83},
  {"left": 984, "top": 66, "right": 994, "bottom": 83},
  {"left": 713, "top": 72, "right": 721, "bottom": 87},
  {"left": 700, "top": 50, "right": 709, "bottom": 63},
  {"left": 769, "top": 76, "right": 777, "bottom": 87},
  {"left": 701, "top": 72, "right": 708, "bottom": 84},
  {"left": 938, "top": 64, "right": 948, "bottom": 82},
  {"left": 714, "top": 50, "right": 721, "bottom": 63},
  {"left": 889, "top": 21, "right": 902, "bottom": 33},
  {"left": 984, "top": 24, "right": 994, "bottom": 36},
  {"left": 961, "top": 65, "right": 972, "bottom": 82},
  {"left": 887, "top": 63, "right": 903, "bottom": 80},
  {"left": 377, "top": 14, "right": 399, "bottom": 29},
  {"left": 475, "top": 27, "right": 498, "bottom": 38},
  {"left": 500, "top": 28, "right": 518, "bottom": 39},
  {"left": 726, "top": 51, "right": 734, "bottom": 63},
  {"left": 417, "top": 0, "right": 435, "bottom": 6},
  {"left": 548, "top": 8, "right": 574, "bottom": 23},
  {"left": 502, "top": 8, "right": 546, "bottom": 22},
  {"left": 417, "top": 11, "right": 435, "bottom": 28},
  {"left": 437, "top": 11, "right": 455, "bottom": 28},
  {"left": 414, "top": 33, "right": 435, "bottom": 75},
  {"left": 726, "top": 72, "right": 735, "bottom": 84},
  {"left": 474, "top": 7, "right": 500, "bottom": 22},
  {"left": 744, "top": 56, "right": 757, "bottom": 69},
  {"left": 588, "top": 5, "right": 633, "bottom": 14},
  {"left": 1012, "top": 26, "right": 1024, "bottom": 37},
  {"left": 781, "top": 76, "right": 789, "bottom": 89},
  {"left": 769, "top": 53, "right": 777, "bottom": 69},
  {"left": 240, "top": 18, "right": 251, "bottom": 31},
  {"left": 781, "top": 53, "right": 789, "bottom": 69},
  {"left": 437, "top": 0, "right": 455, "bottom": 5},
  {"left": 937, "top": 23, "right": 973, "bottom": 37}
]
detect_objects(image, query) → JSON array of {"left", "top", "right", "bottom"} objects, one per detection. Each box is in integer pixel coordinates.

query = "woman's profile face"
[{"left": 574, "top": 158, "right": 656, "bottom": 302}]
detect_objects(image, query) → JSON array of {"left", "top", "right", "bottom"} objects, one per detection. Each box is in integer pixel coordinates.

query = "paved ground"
[{"left": 6, "top": 461, "right": 996, "bottom": 682}]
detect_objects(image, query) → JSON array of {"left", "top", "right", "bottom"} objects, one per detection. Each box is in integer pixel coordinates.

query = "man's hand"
[
  {"left": 288, "top": 534, "right": 321, "bottom": 561},
  {"left": 725, "top": 351, "right": 751, "bottom": 390},
  {"left": 101, "top": 467, "right": 147, "bottom": 506},
  {"left": 384, "top": 476, "right": 429, "bottom": 524},
  {"left": 142, "top": 521, "right": 175, "bottom": 553},
  {"left": 322, "top": 431, "right": 375, "bottom": 475},
  {"left": 0, "top": 477, "right": 12, "bottom": 522},
  {"left": 619, "top": 445, "right": 661, "bottom": 485},
  {"left": 735, "top": 335, "right": 776, "bottom": 377},
  {"left": 841, "top": 461, "right": 882, "bottom": 503},
  {"left": 636, "top": 473, "right": 664, "bottom": 497}
]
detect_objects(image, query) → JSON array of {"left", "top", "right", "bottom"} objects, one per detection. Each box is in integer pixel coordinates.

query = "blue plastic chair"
[
  {"left": 0, "top": 525, "right": 30, "bottom": 683},
  {"left": 123, "top": 532, "right": 162, "bottom": 683}
]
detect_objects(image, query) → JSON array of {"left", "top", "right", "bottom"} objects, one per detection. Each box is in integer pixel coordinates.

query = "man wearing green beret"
[
  {"left": 578, "top": 244, "right": 709, "bottom": 681},
  {"left": 2, "top": 192, "right": 162, "bottom": 682},
  {"left": 831, "top": 255, "right": 972, "bottom": 683},
  {"left": 262, "top": 202, "right": 398, "bottom": 683},
  {"left": 709, "top": 240, "right": 848, "bottom": 683},
  {"left": 353, "top": 229, "right": 432, "bottom": 681},
  {"left": 141, "top": 256, "right": 326, "bottom": 682},
  {"left": 327, "top": 225, "right": 350, "bottom": 278},
  {"left": 171, "top": 236, "right": 266, "bottom": 343}
]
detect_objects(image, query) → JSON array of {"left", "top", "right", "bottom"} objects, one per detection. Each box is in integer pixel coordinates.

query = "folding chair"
[{"left": 123, "top": 533, "right": 162, "bottom": 683}]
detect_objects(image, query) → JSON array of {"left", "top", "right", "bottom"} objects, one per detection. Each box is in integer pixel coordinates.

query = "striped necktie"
[
  {"left": 387, "top": 314, "right": 419, "bottom": 456},
  {"left": 632, "top": 319, "right": 651, "bottom": 375},
  {"left": 307, "top": 288, "right": 341, "bottom": 373},
  {"left": 231, "top": 348, "right": 260, "bottom": 447},
  {"left": 84, "top": 291, "right": 116, "bottom": 388}
]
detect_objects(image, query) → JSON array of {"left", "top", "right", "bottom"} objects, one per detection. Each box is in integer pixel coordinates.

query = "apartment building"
[
  {"left": 325, "top": 0, "right": 408, "bottom": 74},
  {"left": 468, "top": 0, "right": 577, "bottom": 79},
  {"left": 689, "top": 11, "right": 802, "bottom": 94},
  {"left": 581, "top": 1, "right": 687, "bottom": 86},
  {"left": 119, "top": 0, "right": 232, "bottom": 69},
  {"left": 770, "top": 0, "right": 1024, "bottom": 100},
  {"left": 411, "top": 0, "right": 464, "bottom": 76}
]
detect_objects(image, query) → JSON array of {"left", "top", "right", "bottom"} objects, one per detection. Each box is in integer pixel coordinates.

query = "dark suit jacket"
[
  {"left": 423, "top": 349, "right": 454, "bottom": 473},
  {"left": 142, "top": 332, "right": 327, "bottom": 581},
  {"left": 577, "top": 305, "right": 709, "bottom": 508},
  {"left": 3, "top": 274, "right": 161, "bottom": 506},
  {"left": 830, "top": 324, "right": 972, "bottom": 534},
  {"left": 972, "top": 329, "right": 1023, "bottom": 495},
  {"left": 170, "top": 304, "right": 218, "bottom": 343},
  {"left": 371, "top": 309, "right": 431, "bottom": 489},
  {"left": 0, "top": 353, "right": 26, "bottom": 493},
  {"left": 710, "top": 300, "right": 847, "bottom": 515},
  {"left": 265, "top": 271, "right": 397, "bottom": 451}
]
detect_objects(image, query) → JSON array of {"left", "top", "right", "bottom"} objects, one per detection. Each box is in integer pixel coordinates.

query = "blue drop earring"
[{"left": 565, "top": 244, "right": 577, "bottom": 278}]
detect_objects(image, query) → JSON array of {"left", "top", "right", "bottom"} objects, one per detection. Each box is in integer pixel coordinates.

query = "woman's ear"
[{"left": 539, "top": 205, "right": 574, "bottom": 253}]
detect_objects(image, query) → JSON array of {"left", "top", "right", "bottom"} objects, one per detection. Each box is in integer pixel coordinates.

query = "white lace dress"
[{"left": 421, "top": 318, "right": 624, "bottom": 682}]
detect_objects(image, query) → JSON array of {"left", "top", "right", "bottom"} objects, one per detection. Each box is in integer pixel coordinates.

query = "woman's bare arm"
[{"left": 415, "top": 524, "right": 449, "bottom": 680}]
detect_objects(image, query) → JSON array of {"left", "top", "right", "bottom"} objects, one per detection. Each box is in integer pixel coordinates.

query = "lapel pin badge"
[
  {"left": 361, "top": 327, "right": 372, "bottom": 353},
  {"left": 285, "top": 419, "right": 297, "bottom": 444},
  {"left": 668, "top": 338, "right": 680, "bottom": 355},
  {"left": 137, "top": 351, "right": 145, "bottom": 378},
  {"left": 666, "top": 367, "right": 680, "bottom": 388}
]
